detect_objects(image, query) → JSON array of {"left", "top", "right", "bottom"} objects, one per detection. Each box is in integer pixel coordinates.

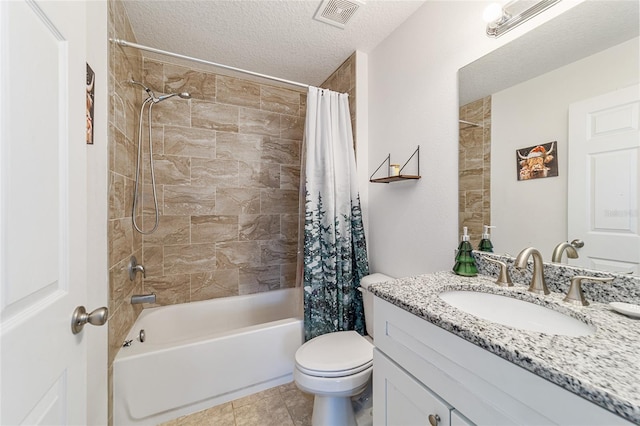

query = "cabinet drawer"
[{"left": 374, "top": 349, "right": 451, "bottom": 426}]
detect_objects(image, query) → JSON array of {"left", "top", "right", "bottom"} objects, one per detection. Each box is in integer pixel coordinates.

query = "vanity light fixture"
[{"left": 484, "top": 0, "right": 562, "bottom": 38}]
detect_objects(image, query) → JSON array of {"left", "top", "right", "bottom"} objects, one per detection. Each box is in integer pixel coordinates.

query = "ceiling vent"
[{"left": 314, "top": 0, "right": 365, "bottom": 29}]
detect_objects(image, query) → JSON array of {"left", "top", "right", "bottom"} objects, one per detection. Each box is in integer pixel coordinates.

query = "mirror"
[{"left": 458, "top": 1, "right": 639, "bottom": 274}]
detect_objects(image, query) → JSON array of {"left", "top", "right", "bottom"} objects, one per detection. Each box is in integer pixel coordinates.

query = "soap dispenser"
[
  {"left": 478, "top": 225, "right": 495, "bottom": 252},
  {"left": 453, "top": 227, "right": 478, "bottom": 277}
]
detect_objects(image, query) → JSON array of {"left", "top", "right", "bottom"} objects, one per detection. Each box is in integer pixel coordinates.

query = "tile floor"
[
  {"left": 159, "top": 382, "right": 313, "bottom": 426},
  {"left": 158, "top": 381, "right": 374, "bottom": 426}
]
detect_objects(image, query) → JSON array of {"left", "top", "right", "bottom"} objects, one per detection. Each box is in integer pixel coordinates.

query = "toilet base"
[{"left": 312, "top": 395, "right": 356, "bottom": 426}]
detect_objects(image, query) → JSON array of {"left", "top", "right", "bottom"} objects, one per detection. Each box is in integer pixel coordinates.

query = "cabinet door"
[
  {"left": 451, "top": 409, "right": 474, "bottom": 426},
  {"left": 374, "top": 349, "right": 451, "bottom": 426}
]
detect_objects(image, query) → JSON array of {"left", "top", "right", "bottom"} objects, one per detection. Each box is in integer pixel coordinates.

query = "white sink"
[{"left": 439, "top": 291, "right": 595, "bottom": 336}]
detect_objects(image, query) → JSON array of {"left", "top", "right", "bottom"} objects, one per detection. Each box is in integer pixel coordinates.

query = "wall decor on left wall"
[{"left": 86, "top": 62, "right": 95, "bottom": 144}]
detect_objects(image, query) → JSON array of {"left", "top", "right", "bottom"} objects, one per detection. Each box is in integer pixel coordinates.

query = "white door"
[
  {"left": 568, "top": 85, "right": 640, "bottom": 274},
  {"left": 1, "top": 1, "right": 90, "bottom": 424}
]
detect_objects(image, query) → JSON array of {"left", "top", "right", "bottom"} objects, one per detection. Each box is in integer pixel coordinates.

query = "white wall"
[
  {"left": 491, "top": 37, "right": 639, "bottom": 259},
  {"left": 355, "top": 50, "right": 370, "bottom": 243},
  {"left": 367, "top": 0, "right": 585, "bottom": 278},
  {"left": 86, "top": 1, "right": 109, "bottom": 424}
]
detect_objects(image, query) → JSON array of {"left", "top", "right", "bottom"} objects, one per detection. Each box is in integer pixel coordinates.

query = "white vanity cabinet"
[
  {"left": 372, "top": 296, "right": 632, "bottom": 426},
  {"left": 374, "top": 348, "right": 473, "bottom": 426}
]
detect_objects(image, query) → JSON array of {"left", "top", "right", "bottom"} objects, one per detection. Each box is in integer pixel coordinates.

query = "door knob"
[{"left": 71, "top": 306, "right": 108, "bottom": 334}]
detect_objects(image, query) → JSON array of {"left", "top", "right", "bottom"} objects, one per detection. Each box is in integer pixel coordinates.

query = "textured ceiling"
[{"left": 122, "top": 0, "right": 426, "bottom": 87}]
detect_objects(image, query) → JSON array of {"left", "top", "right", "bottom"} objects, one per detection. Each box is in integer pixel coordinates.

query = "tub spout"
[{"left": 131, "top": 294, "right": 156, "bottom": 304}]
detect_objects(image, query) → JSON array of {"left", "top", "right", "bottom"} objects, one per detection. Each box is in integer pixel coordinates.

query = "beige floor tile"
[
  {"left": 234, "top": 394, "right": 295, "bottom": 426},
  {"left": 232, "top": 386, "right": 282, "bottom": 409},
  {"left": 157, "top": 383, "right": 314, "bottom": 426},
  {"left": 158, "top": 402, "right": 235, "bottom": 426},
  {"left": 280, "top": 386, "right": 314, "bottom": 426},
  {"left": 278, "top": 381, "right": 299, "bottom": 393}
]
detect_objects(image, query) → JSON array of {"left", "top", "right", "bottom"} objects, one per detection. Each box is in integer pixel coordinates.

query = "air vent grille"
[{"left": 314, "top": 0, "right": 365, "bottom": 29}]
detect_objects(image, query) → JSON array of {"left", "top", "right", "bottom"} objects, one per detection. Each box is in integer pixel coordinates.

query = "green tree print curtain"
[{"left": 301, "top": 87, "right": 369, "bottom": 341}]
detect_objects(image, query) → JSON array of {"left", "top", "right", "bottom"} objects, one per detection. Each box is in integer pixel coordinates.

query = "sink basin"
[{"left": 439, "top": 291, "right": 595, "bottom": 336}]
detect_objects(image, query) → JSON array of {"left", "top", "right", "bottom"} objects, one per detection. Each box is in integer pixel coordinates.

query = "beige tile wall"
[
  {"left": 107, "top": 1, "right": 144, "bottom": 424},
  {"left": 320, "top": 52, "right": 356, "bottom": 146},
  {"left": 137, "top": 59, "right": 306, "bottom": 304},
  {"left": 459, "top": 96, "right": 491, "bottom": 247},
  {"left": 107, "top": 1, "right": 358, "bottom": 420}
]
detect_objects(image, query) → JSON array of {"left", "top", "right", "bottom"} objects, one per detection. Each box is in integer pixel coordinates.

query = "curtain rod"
[{"left": 110, "top": 38, "right": 310, "bottom": 90}]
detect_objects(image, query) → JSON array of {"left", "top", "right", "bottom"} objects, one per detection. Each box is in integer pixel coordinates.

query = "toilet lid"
[{"left": 295, "top": 331, "right": 373, "bottom": 377}]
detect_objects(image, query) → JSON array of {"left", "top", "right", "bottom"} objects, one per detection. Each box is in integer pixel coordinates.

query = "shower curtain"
[{"left": 300, "top": 86, "right": 369, "bottom": 341}]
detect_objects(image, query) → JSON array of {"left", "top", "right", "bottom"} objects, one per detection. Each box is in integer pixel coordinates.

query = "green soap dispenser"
[
  {"left": 478, "top": 225, "right": 495, "bottom": 252},
  {"left": 453, "top": 227, "right": 478, "bottom": 277}
]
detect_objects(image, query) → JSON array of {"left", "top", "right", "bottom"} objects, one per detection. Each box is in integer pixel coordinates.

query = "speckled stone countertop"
[{"left": 370, "top": 271, "right": 640, "bottom": 424}]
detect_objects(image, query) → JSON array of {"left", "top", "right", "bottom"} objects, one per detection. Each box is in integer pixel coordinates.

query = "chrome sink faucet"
[
  {"left": 514, "top": 247, "right": 550, "bottom": 295},
  {"left": 551, "top": 242, "right": 579, "bottom": 263}
]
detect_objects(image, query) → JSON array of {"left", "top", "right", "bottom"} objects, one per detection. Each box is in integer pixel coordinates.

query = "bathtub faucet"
[
  {"left": 131, "top": 294, "right": 156, "bottom": 304},
  {"left": 128, "top": 256, "right": 146, "bottom": 280}
]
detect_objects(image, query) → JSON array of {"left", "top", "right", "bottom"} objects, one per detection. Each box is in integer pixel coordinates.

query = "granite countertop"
[{"left": 370, "top": 271, "right": 640, "bottom": 424}]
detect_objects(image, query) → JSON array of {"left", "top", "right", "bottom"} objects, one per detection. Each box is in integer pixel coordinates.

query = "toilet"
[{"left": 294, "top": 273, "right": 394, "bottom": 426}]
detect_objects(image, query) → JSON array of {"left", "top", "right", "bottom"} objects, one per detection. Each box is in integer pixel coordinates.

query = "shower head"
[
  {"left": 129, "top": 79, "right": 191, "bottom": 103},
  {"left": 154, "top": 92, "right": 192, "bottom": 103},
  {"left": 129, "top": 80, "right": 155, "bottom": 98}
]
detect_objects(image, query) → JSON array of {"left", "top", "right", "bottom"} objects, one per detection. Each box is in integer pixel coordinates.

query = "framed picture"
[
  {"left": 86, "top": 63, "right": 95, "bottom": 145},
  {"left": 516, "top": 141, "right": 558, "bottom": 181}
]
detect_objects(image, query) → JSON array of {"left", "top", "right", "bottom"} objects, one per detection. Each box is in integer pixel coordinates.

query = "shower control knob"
[{"left": 71, "top": 306, "right": 108, "bottom": 334}]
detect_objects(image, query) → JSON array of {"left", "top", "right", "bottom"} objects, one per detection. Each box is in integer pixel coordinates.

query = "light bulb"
[{"left": 483, "top": 2, "right": 504, "bottom": 23}]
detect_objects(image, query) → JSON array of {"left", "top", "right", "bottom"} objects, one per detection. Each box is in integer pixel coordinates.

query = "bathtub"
[{"left": 113, "top": 287, "right": 303, "bottom": 425}]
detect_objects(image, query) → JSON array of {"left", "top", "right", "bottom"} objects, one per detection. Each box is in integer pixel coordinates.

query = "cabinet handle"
[{"left": 428, "top": 414, "right": 441, "bottom": 426}]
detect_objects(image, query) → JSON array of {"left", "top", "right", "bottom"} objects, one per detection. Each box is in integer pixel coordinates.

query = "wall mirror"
[{"left": 458, "top": 0, "right": 639, "bottom": 275}]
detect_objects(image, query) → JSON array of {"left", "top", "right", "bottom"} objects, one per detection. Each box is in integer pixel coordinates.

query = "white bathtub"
[{"left": 113, "top": 287, "right": 303, "bottom": 425}]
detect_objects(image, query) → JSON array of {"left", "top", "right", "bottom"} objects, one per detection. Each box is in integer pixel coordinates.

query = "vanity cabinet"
[
  {"left": 374, "top": 348, "right": 473, "bottom": 426},
  {"left": 373, "top": 296, "right": 632, "bottom": 425}
]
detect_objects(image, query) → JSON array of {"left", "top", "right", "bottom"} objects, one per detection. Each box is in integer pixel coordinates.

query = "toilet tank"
[{"left": 359, "top": 273, "right": 394, "bottom": 339}]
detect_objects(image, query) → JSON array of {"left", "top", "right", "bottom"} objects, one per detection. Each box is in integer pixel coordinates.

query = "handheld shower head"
[{"left": 154, "top": 92, "right": 192, "bottom": 103}]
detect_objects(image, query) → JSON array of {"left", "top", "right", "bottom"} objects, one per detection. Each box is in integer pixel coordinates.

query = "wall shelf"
[
  {"left": 370, "top": 146, "right": 421, "bottom": 184},
  {"left": 370, "top": 175, "right": 421, "bottom": 184}
]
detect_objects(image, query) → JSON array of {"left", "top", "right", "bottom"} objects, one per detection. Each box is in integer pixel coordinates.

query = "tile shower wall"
[
  {"left": 320, "top": 53, "right": 357, "bottom": 146},
  {"left": 459, "top": 96, "right": 491, "bottom": 247},
  {"left": 107, "top": 1, "right": 143, "bottom": 424},
  {"left": 138, "top": 59, "right": 306, "bottom": 304},
  {"left": 107, "top": 1, "right": 357, "bottom": 418}
]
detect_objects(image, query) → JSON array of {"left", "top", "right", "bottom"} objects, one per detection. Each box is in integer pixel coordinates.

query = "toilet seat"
[
  {"left": 296, "top": 359, "right": 373, "bottom": 378},
  {"left": 294, "top": 363, "right": 372, "bottom": 397},
  {"left": 295, "top": 331, "right": 373, "bottom": 378}
]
